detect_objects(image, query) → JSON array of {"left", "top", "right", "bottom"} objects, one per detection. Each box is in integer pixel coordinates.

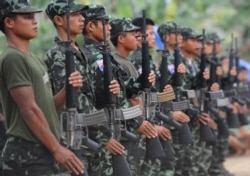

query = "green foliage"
[{"left": 0, "top": 0, "right": 250, "bottom": 59}]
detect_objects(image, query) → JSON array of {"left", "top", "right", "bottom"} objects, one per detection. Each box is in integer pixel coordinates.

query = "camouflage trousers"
[
  {"left": 170, "top": 129, "right": 185, "bottom": 176},
  {"left": 182, "top": 125, "right": 213, "bottom": 176},
  {"left": 2, "top": 136, "right": 60, "bottom": 176},
  {"left": 208, "top": 135, "right": 229, "bottom": 175},
  {"left": 122, "top": 135, "right": 162, "bottom": 176}
]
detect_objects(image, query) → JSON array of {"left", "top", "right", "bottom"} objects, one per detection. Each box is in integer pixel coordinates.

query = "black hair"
[
  {"left": 132, "top": 17, "right": 155, "bottom": 30},
  {"left": 82, "top": 19, "right": 99, "bottom": 35},
  {"left": 239, "top": 66, "right": 248, "bottom": 72},
  {"left": 0, "top": 13, "right": 17, "bottom": 34}
]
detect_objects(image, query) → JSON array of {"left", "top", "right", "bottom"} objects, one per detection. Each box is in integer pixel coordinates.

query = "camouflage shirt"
[
  {"left": 44, "top": 37, "right": 111, "bottom": 147},
  {"left": 83, "top": 38, "right": 143, "bottom": 128},
  {"left": 83, "top": 38, "right": 142, "bottom": 108}
]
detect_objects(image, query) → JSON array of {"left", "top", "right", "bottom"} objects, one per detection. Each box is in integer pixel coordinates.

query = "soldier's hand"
[
  {"left": 137, "top": 120, "right": 158, "bottom": 138},
  {"left": 198, "top": 113, "right": 210, "bottom": 125},
  {"left": 172, "top": 111, "right": 190, "bottom": 123},
  {"left": 148, "top": 71, "right": 156, "bottom": 85},
  {"left": 210, "top": 82, "right": 220, "bottom": 91},
  {"left": 68, "top": 71, "right": 83, "bottom": 89},
  {"left": 53, "top": 146, "right": 84, "bottom": 175},
  {"left": 177, "top": 63, "right": 186, "bottom": 74},
  {"left": 216, "top": 66, "right": 223, "bottom": 76},
  {"left": 104, "top": 138, "right": 125, "bottom": 155},
  {"left": 230, "top": 66, "right": 237, "bottom": 76},
  {"left": 207, "top": 117, "right": 217, "bottom": 130},
  {"left": 163, "top": 84, "right": 173, "bottom": 92},
  {"left": 203, "top": 68, "right": 210, "bottom": 80},
  {"left": 155, "top": 125, "right": 171, "bottom": 141},
  {"left": 109, "top": 80, "right": 120, "bottom": 95}
]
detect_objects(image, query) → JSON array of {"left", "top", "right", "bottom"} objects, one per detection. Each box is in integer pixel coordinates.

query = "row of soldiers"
[{"left": 0, "top": 0, "right": 249, "bottom": 176}]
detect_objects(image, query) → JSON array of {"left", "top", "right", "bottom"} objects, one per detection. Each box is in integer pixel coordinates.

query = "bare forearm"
[{"left": 53, "top": 86, "right": 66, "bottom": 112}]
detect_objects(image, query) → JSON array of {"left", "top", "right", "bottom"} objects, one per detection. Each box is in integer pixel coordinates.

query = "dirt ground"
[{"left": 224, "top": 155, "right": 250, "bottom": 176}]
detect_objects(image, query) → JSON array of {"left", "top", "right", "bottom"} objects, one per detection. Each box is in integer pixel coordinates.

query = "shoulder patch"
[
  {"left": 97, "top": 59, "right": 104, "bottom": 72},
  {"left": 168, "top": 64, "right": 175, "bottom": 74}
]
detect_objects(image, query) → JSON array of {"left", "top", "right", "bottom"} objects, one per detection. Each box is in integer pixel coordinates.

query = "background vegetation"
[{"left": 0, "top": 0, "right": 250, "bottom": 60}]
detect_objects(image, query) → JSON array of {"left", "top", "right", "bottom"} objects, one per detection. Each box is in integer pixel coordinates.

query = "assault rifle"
[
  {"left": 62, "top": 3, "right": 91, "bottom": 176},
  {"left": 207, "top": 37, "right": 230, "bottom": 137},
  {"left": 169, "top": 24, "right": 193, "bottom": 144},
  {"left": 102, "top": 19, "right": 134, "bottom": 176},
  {"left": 140, "top": 9, "right": 165, "bottom": 159},
  {"left": 198, "top": 29, "right": 216, "bottom": 143}
]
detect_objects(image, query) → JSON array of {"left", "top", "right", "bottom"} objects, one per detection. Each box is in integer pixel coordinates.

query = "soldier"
[
  {"left": 207, "top": 33, "right": 236, "bottom": 176},
  {"left": 44, "top": 1, "right": 124, "bottom": 175},
  {"left": 110, "top": 17, "right": 172, "bottom": 176},
  {"left": 0, "top": 0, "right": 84, "bottom": 175},
  {"left": 82, "top": 5, "right": 159, "bottom": 175},
  {"left": 179, "top": 27, "right": 213, "bottom": 176},
  {"left": 157, "top": 22, "right": 191, "bottom": 176}
]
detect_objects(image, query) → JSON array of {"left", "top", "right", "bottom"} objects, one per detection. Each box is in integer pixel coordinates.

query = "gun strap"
[
  {"left": 157, "top": 90, "right": 176, "bottom": 102},
  {"left": 206, "top": 90, "right": 224, "bottom": 100},
  {"left": 181, "top": 90, "right": 196, "bottom": 99}
]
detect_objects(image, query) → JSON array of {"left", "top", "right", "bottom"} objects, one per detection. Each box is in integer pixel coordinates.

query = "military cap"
[
  {"left": 45, "top": 0, "right": 88, "bottom": 21},
  {"left": 157, "top": 22, "right": 182, "bottom": 39},
  {"left": 181, "top": 27, "right": 202, "bottom": 40},
  {"left": 204, "top": 32, "right": 223, "bottom": 44},
  {"left": 83, "top": 5, "right": 109, "bottom": 20},
  {"left": 110, "top": 18, "right": 141, "bottom": 37},
  {"left": 0, "top": 0, "right": 42, "bottom": 22}
]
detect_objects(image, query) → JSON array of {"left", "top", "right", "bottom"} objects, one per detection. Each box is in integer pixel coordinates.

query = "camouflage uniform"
[
  {"left": 45, "top": 2, "right": 112, "bottom": 176},
  {"left": 180, "top": 28, "right": 216, "bottom": 176},
  {"left": 82, "top": 7, "right": 144, "bottom": 176},
  {"left": 207, "top": 33, "right": 234, "bottom": 176},
  {"left": 110, "top": 17, "right": 164, "bottom": 176},
  {"left": 156, "top": 22, "right": 195, "bottom": 176}
]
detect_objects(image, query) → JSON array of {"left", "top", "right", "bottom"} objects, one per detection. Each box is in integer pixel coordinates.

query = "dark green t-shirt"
[{"left": 0, "top": 46, "right": 60, "bottom": 143}]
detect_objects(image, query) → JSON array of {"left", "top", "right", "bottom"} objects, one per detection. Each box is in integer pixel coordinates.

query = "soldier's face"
[
  {"left": 146, "top": 25, "right": 155, "bottom": 48},
  {"left": 167, "top": 33, "right": 183, "bottom": 47},
  {"left": 215, "top": 42, "right": 222, "bottom": 54},
  {"left": 68, "top": 11, "right": 85, "bottom": 35},
  {"left": 182, "top": 38, "right": 200, "bottom": 56},
  {"left": 121, "top": 31, "right": 139, "bottom": 51},
  {"left": 97, "top": 19, "right": 111, "bottom": 41},
  {"left": 7, "top": 13, "right": 38, "bottom": 40},
  {"left": 204, "top": 44, "right": 213, "bottom": 55}
]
